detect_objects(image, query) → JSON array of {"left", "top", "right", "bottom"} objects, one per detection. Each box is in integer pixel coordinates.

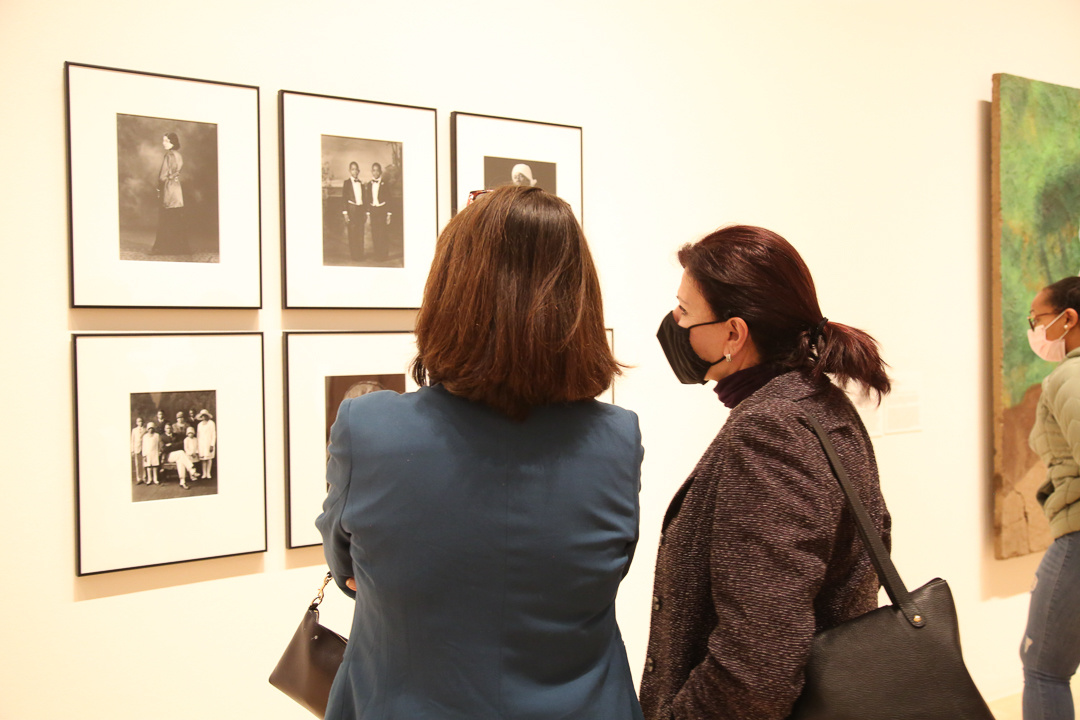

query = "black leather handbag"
[
  {"left": 789, "top": 413, "right": 995, "bottom": 720},
  {"left": 269, "top": 572, "right": 348, "bottom": 719}
]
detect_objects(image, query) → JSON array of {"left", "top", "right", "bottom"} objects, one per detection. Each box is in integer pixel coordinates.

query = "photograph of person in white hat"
[
  {"left": 196, "top": 409, "right": 216, "bottom": 481},
  {"left": 482, "top": 155, "right": 557, "bottom": 196}
]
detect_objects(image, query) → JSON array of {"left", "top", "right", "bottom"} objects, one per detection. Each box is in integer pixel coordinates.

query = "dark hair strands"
[
  {"left": 411, "top": 185, "right": 621, "bottom": 420},
  {"left": 1045, "top": 276, "right": 1080, "bottom": 314},
  {"left": 679, "top": 225, "right": 890, "bottom": 400}
]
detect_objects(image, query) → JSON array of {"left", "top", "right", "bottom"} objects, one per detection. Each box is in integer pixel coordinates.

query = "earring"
[{"left": 724, "top": 353, "right": 732, "bottom": 363}]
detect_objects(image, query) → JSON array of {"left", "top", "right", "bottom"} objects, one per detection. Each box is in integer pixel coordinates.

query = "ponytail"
[{"left": 809, "top": 321, "right": 891, "bottom": 400}]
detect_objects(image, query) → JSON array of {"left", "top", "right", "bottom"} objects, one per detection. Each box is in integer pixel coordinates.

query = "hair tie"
[{"left": 810, "top": 317, "right": 829, "bottom": 344}]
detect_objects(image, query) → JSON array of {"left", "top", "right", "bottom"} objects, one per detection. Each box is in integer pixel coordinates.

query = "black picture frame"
[
  {"left": 65, "top": 62, "right": 262, "bottom": 308},
  {"left": 450, "top": 111, "right": 582, "bottom": 220},
  {"left": 279, "top": 91, "right": 438, "bottom": 309},
  {"left": 73, "top": 332, "right": 267, "bottom": 575}
]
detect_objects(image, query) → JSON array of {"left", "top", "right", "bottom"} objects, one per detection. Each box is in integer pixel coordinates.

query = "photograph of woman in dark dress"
[
  {"left": 152, "top": 132, "right": 189, "bottom": 255},
  {"left": 115, "top": 114, "right": 221, "bottom": 263}
]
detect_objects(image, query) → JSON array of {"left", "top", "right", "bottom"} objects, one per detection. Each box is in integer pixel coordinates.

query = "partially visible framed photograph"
[
  {"left": 65, "top": 63, "right": 262, "bottom": 308},
  {"left": 280, "top": 91, "right": 438, "bottom": 308},
  {"left": 451, "top": 112, "right": 582, "bottom": 219},
  {"left": 283, "top": 332, "right": 419, "bottom": 547},
  {"left": 73, "top": 333, "right": 267, "bottom": 575}
]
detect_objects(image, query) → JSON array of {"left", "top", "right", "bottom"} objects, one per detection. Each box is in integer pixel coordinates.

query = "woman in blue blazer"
[{"left": 317, "top": 185, "right": 644, "bottom": 720}]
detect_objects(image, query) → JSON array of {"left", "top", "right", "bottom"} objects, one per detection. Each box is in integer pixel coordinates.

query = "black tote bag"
[{"left": 788, "top": 413, "right": 994, "bottom": 720}]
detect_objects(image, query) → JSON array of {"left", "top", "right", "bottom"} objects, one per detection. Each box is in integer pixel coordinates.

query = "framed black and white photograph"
[
  {"left": 73, "top": 333, "right": 267, "bottom": 575},
  {"left": 65, "top": 63, "right": 262, "bottom": 308},
  {"left": 280, "top": 91, "right": 437, "bottom": 308},
  {"left": 283, "top": 332, "right": 419, "bottom": 547},
  {"left": 451, "top": 112, "right": 582, "bottom": 219}
]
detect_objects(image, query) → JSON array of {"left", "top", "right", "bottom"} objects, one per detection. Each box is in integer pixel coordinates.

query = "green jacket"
[{"left": 1030, "top": 347, "right": 1080, "bottom": 539}]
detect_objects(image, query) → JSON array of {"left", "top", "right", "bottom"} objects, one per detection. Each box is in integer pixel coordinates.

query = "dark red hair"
[{"left": 678, "top": 225, "right": 890, "bottom": 398}]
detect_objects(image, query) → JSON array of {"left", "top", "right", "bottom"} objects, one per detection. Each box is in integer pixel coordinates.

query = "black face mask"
[{"left": 656, "top": 311, "right": 727, "bottom": 384}]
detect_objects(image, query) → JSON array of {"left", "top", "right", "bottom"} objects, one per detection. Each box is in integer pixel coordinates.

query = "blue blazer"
[{"left": 317, "top": 385, "right": 645, "bottom": 719}]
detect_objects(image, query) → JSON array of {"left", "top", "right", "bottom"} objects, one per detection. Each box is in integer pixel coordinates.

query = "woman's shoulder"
[
  {"left": 525, "top": 396, "right": 640, "bottom": 439},
  {"left": 1045, "top": 354, "right": 1080, "bottom": 394},
  {"left": 339, "top": 387, "right": 420, "bottom": 416},
  {"left": 731, "top": 370, "right": 820, "bottom": 416},
  {"left": 721, "top": 371, "right": 862, "bottom": 442},
  {"left": 573, "top": 397, "right": 640, "bottom": 426}
]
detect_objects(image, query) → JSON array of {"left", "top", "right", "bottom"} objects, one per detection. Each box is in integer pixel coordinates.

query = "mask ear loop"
[
  {"left": 687, "top": 315, "right": 734, "bottom": 366},
  {"left": 1048, "top": 310, "right": 1070, "bottom": 336},
  {"left": 710, "top": 312, "right": 739, "bottom": 364}
]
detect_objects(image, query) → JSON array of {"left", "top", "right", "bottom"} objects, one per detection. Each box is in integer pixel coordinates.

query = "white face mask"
[{"left": 1028, "top": 310, "right": 1069, "bottom": 362}]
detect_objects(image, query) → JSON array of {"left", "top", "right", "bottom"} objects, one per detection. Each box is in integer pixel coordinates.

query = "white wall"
[{"left": 2, "top": 0, "right": 1078, "bottom": 716}]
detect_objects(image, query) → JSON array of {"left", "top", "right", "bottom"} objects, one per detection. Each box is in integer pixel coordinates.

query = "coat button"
[
  {"left": 652, "top": 595, "right": 661, "bottom": 611},
  {"left": 645, "top": 656, "right": 654, "bottom": 672}
]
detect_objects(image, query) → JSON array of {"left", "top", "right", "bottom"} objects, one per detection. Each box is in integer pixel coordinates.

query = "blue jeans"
[{"left": 1022, "top": 531, "right": 1080, "bottom": 720}]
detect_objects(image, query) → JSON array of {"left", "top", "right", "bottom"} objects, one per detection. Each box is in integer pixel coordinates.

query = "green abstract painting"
[{"left": 992, "top": 73, "right": 1080, "bottom": 558}]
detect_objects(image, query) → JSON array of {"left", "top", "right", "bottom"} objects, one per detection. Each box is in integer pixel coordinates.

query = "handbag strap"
[
  {"left": 803, "top": 411, "right": 925, "bottom": 628},
  {"left": 309, "top": 571, "right": 333, "bottom": 612}
]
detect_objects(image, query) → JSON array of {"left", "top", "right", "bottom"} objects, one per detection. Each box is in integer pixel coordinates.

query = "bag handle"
[
  {"left": 309, "top": 571, "right": 334, "bottom": 613},
  {"left": 803, "top": 412, "right": 925, "bottom": 628}
]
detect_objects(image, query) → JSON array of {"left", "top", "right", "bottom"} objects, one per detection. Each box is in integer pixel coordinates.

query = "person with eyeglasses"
[
  {"left": 1021, "top": 276, "right": 1080, "bottom": 720},
  {"left": 317, "top": 184, "right": 644, "bottom": 720}
]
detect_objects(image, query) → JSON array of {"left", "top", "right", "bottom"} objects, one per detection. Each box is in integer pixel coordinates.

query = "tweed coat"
[
  {"left": 639, "top": 371, "right": 890, "bottom": 720},
  {"left": 317, "top": 385, "right": 645, "bottom": 720},
  {"left": 1029, "top": 347, "right": 1080, "bottom": 539}
]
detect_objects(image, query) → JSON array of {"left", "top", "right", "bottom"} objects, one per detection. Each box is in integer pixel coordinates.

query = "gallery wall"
[{"left": 2, "top": 0, "right": 1079, "bottom": 716}]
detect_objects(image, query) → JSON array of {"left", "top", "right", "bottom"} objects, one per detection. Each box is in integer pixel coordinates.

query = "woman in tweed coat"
[{"left": 643, "top": 225, "right": 892, "bottom": 720}]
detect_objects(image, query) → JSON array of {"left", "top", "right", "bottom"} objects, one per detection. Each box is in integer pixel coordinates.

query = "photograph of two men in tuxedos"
[{"left": 320, "top": 134, "right": 404, "bottom": 268}]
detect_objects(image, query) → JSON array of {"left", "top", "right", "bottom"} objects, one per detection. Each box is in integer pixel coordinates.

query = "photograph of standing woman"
[
  {"left": 153, "top": 132, "right": 186, "bottom": 255},
  {"left": 115, "top": 113, "right": 220, "bottom": 263}
]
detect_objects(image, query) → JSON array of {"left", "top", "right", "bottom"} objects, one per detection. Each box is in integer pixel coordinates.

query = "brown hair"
[
  {"left": 678, "top": 225, "right": 890, "bottom": 398},
  {"left": 411, "top": 185, "right": 620, "bottom": 419}
]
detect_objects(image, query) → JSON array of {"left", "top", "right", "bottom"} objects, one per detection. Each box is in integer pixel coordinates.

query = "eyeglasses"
[
  {"left": 466, "top": 189, "right": 492, "bottom": 206},
  {"left": 1028, "top": 311, "right": 1063, "bottom": 330}
]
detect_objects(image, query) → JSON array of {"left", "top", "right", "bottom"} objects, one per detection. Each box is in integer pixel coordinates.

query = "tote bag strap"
[{"left": 802, "top": 411, "right": 925, "bottom": 628}]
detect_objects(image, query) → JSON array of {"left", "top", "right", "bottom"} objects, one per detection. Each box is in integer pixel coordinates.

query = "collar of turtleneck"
[{"left": 713, "top": 363, "right": 784, "bottom": 408}]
